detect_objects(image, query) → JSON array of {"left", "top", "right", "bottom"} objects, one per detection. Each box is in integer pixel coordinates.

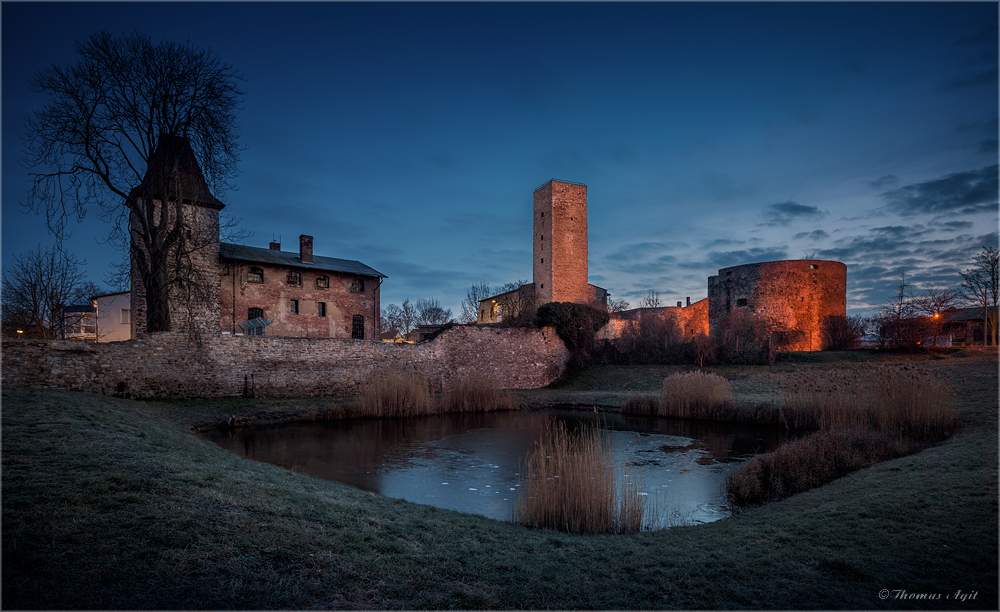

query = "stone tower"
[
  {"left": 533, "top": 180, "right": 590, "bottom": 305},
  {"left": 129, "top": 135, "right": 224, "bottom": 340}
]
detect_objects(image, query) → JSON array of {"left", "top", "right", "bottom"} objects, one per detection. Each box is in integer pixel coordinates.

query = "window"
[
  {"left": 352, "top": 315, "right": 365, "bottom": 339},
  {"left": 736, "top": 298, "right": 748, "bottom": 307},
  {"left": 120, "top": 309, "right": 130, "bottom": 324},
  {"left": 248, "top": 267, "right": 264, "bottom": 283},
  {"left": 290, "top": 299, "right": 299, "bottom": 315},
  {"left": 287, "top": 271, "right": 302, "bottom": 287},
  {"left": 316, "top": 275, "right": 329, "bottom": 289},
  {"left": 810, "top": 264, "right": 819, "bottom": 270},
  {"left": 318, "top": 302, "right": 326, "bottom": 317},
  {"left": 351, "top": 278, "right": 365, "bottom": 293},
  {"left": 248, "top": 307, "right": 264, "bottom": 320}
]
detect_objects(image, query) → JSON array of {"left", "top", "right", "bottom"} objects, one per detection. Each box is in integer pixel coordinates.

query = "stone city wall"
[{"left": 1, "top": 325, "right": 569, "bottom": 399}]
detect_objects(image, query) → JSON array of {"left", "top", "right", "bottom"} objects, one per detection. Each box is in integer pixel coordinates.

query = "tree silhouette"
[{"left": 22, "top": 31, "right": 245, "bottom": 333}]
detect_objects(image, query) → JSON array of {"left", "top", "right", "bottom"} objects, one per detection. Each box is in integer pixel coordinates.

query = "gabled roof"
[
  {"left": 129, "top": 134, "right": 224, "bottom": 210},
  {"left": 946, "top": 306, "right": 998, "bottom": 322},
  {"left": 220, "top": 243, "right": 386, "bottom": 278}
]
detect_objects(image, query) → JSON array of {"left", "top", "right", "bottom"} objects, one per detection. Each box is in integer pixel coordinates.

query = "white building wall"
[{"left": 96, "top": 293, "right": 132, "bottom": 342}]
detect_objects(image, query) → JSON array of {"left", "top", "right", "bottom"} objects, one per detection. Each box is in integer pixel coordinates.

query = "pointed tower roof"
[{"left": 129, "top": 134, "right": 224, "bottom": 210}]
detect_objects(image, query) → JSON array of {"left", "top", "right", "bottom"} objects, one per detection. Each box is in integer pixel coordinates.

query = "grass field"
[{"left": 2, "top": 349, "right": 997, "bottom": 609}]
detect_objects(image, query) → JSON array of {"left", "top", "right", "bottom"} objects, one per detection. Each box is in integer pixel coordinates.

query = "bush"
[
  {"left": 442, "top": 375, "right": 521, "bottom": 413},
  {"left": 821, "top": 315, "right": 866, "bottom": 350},
  {"left": 714, "top": 309, "right": 775, "bottom": 364},
  {"left": 514, "top": 420, "right": 646, "bottom": 534},
  {"left": 660, "top": 371, "right": 733, "bottom": 419},
  {"left": 536, "top": 302, "right": 610, "bottom": 376}
]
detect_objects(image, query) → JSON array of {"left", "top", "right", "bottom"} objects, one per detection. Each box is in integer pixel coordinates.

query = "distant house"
[
  {"left": 219, "top": 235, "right": 386, "bottom": 339},
  {"left": 379, "top": 330, "right": 408, "bottom": 343},
  {"left": 62, "top": 304, "right": 97, "bottom": 341},
  {"left": 93, "top": 292, "right": 132, "bottom": 343},
  {"left": 944, "top": 307, "right": 997, "bottom": 346}
]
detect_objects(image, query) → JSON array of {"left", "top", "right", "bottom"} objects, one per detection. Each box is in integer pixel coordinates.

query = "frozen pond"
[{"left": 199, "top": 409, "right": 792, "bottom": 526}]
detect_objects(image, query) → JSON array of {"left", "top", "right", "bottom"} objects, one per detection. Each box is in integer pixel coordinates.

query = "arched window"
[
  {"left": 248, "top": 307, "right": 264, "bottom": 320},
  {"left": 352, "top": 315, "right": 365, "bottom": 339}
]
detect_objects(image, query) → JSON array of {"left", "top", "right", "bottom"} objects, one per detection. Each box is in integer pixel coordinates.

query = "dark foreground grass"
[{"left": 2, "top": 351, "right": 997, "bottom": 609}]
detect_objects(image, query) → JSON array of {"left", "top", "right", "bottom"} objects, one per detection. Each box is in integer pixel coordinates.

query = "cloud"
[
  {"left": 605, "top": 242, "right": 673, "bottom": 262},
  {"left": 869, "top": 175, "right": 897, "bottom": 189},
  {"left": 936, "top": 67, "right": 998, "bottom": 92},
  {"left": 977, "top": 139, "right": 998, "bottom": 154},
  {"left": 881, "top": 164, "right": 998, "bottom": 216},
  {"left": 793, "top": 229, "right": 830, "bottom": 241},
  {"left": 758, "top": 201, "right": 827, "bottom": 227},
  {"left": 707, "top": 247, "right": 789, "bottom": 270},
  {"left": 939, "top": 221, "right": 974, "bottom": 232}
]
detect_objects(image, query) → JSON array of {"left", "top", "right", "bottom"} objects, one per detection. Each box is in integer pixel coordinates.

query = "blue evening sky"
[{"left": 3, "top": 2, "right": 997, "bottom": 317}]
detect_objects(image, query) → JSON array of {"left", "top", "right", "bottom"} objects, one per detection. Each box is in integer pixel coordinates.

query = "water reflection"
[{"left": 200, "top": 410, "right": 792, "bottom": 526}]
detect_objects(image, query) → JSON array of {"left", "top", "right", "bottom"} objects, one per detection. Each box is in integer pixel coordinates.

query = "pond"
[{"left": 199, "top": 409, "right": 792, "bottom": 527}]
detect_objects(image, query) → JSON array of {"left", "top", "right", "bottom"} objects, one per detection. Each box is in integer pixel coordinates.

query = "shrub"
[
  {"left": 536, "top": 302, "right": 610, "bottom": 376},
  {"left": 713, "top": 309, "right": 775, "bottom": 364},
  {"left": 821, "top": 315, "right": 866, "bottom": 350},
  {"left": 660, "top": 371, "right": 733, "bottom": 419},
  {"left": 514, "top": 421, "right": 646, "bottom": 534},
  {"left": 356, "top": 371, "right": 432, "bottom": 418},
  {"left": 442, "top": 375, "right": 521, "bottom": 413}
]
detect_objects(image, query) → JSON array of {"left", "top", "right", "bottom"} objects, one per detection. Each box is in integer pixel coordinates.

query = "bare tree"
[
  {"left": 913, "top": 288, "right": 961, "bottom": 347},
  {"left": 416, "top": 298, "right": 453, "bottom": 326},
  {"left": 494, "top": 280, "right": 535, "bottom": 326},
  {"left": 1, "top": 246, "right": 105, "bottom": 339},
  {"left": 607, "top": 297, "right": 631, "bottom": 313},
  {"left": 637, "top": 290, "right": 662, "bottom": 309},
  {"left": 21, "top": 31, "right": 246, "bottom": 334},
  {"left": 459, "top": 281, "right": 492, "bottom": 323},
  {"left": 958, "top": 246, "right": 1000, "bottom": 346},
  {"left": 381, "top": 299, "right": 420, "bottom": 335}
]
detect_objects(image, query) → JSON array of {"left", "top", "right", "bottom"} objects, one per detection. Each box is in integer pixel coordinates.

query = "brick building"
[
  {"left": 219, "top": 236, "right": 384, "bottom": 340},
  {"left": 129, "top": 135, "right": 383, "bottom": 340},
  {"left": 478, "top": 179, "right": 608, "bottom": 323}
]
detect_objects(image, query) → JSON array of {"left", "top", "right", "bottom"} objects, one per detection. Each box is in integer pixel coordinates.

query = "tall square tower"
[{"left": 533, "top": 180, "right": 589, "bottom": 305}]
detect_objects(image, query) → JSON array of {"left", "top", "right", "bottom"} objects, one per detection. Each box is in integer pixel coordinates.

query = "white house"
[{"left": 93, "top": 292, "right": 131, "bottom": 342}]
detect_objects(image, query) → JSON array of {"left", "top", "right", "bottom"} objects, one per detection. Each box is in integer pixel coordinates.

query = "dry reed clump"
[
  {"left": 728, "top": 364, "right": 957, "bottom": 506},
  {"left": 442, "top": 376, "right": 521, "bottom": 413},
  {"left": 660, "top": 371, "right": 733, "bottom": 419},
  {"left": 356, "top": 371, "right": 432, "bottom": 418},
  {"left": 620, "top": 395, "right": 660, "bottom": 416},
  {"left": 727, "top": 428, "right": 917, "bottom": 506},
  {"left": 777, "top": 364, "right": 957, "bottom": 439},
  {"left": 514, "top": 421, "right": 646, "bottom": 534}
]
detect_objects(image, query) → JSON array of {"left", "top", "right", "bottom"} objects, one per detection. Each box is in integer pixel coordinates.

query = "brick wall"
[
  {"left": 1, "top": 325, "right": 569, "bottom": 399},
  {"left": 596, "top": 298, "right": 709, "bottom": 341}
]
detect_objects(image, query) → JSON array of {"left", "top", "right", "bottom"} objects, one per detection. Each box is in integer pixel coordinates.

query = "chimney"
[
  {"left": 677, "top": 301, "right": 682, "bottom": 308},
  {"left": 269, "top": 241, "right": 281, "bottom": 250},
  {"left": 299, "top": 235, "right": 313, "bottom": 263},
  {"left": 686, "top": 296, "right": 691, "bottom": 307}
]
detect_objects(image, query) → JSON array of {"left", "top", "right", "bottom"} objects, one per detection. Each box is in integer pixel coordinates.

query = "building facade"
[
  {"left": 93, "top": 292, "right": 132, "bottom": 342},
  {"left": 219, "top": 236, "right": 384, "bottom": 340}
]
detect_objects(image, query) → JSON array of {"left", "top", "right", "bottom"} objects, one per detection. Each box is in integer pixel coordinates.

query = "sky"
[{"left": 3, "top": 1, "right": 998, "bottom": 319}]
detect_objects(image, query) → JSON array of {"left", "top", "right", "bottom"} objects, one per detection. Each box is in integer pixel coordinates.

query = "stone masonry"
[{"left": 2, "top": 325, "right": 569, "bottom": 399}]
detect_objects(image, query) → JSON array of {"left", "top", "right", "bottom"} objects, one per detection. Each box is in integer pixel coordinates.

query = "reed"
[
  {"left": 777, "top": 365, "right": 956, "bottom": 439},
  {"left": 659, "top": 371, "right": 733, "bottom": 419},
  {"left": 514, "top": 421, "right": 647, "bottom": 534},
  {"left": 442, "top": 375, "right": 521, "bottom": 413},
  {"left": 356, "top": 371, "right": 433, "bottom": 418},
  {"left": 727, "top": 428, "right": 917, "bottom": 506}
]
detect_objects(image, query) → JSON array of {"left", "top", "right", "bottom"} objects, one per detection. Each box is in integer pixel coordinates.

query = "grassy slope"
[{"left": 2, "top": 351, "right": 996, "bottom": 609}]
